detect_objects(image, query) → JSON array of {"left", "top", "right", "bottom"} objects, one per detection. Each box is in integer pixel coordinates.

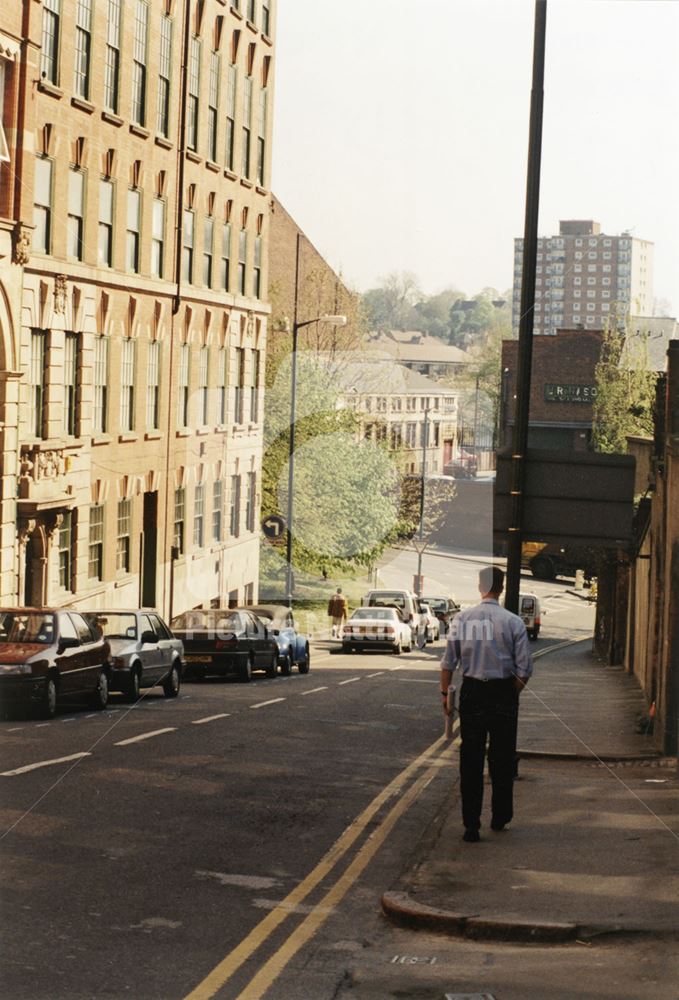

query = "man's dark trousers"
[{"left": 459, "top": 676, "right": 519, "bottom": 832}]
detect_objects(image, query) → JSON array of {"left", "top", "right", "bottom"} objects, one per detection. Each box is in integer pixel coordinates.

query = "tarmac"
[{"left": 382, "top": 640, "right": 679, "bottom": 943}]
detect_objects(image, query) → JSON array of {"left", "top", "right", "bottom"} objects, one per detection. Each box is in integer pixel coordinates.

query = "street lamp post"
[
  {"left": 414, "top": 406, "right": 430, "bottom": 596},
  {"left": 284, "top": 233, "right": 346, "bottom": 608}
]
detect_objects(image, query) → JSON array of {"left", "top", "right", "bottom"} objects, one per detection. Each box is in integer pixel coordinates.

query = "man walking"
[
  {"left": 327, "top": 587, "right": 349, "bottom": 639},
  {"left": 440, "top": 566, "right": 533, "bottom": 842}
]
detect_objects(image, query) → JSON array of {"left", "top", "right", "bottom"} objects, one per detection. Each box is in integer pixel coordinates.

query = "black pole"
[
  {"left": 415, "top": 407, "right": 429, "bottom": 595},
  {"left": 285, "top": 233, "right": 302, "bottom": 607},
  {"left": 505, "top": 0, "right": 547, "bottom": 614}
]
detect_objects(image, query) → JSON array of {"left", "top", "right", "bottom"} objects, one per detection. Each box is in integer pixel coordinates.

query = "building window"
[
  {"left": 59, "top": 512, "right": 73, "bottom": 591},
  {"left": 212, "top": 479, "right": 223, "bottom": 541},
  {"left": 182, "top": 210, "right": 194, "bottom": 283},
  {"left": 104, "top": 0, "right": 122, "bottom": 113},
  {"left": 93, "top": 335, "right": 108, "bottom": 434},
  {"left": 116, "top": 499, "right": 131, "bottom": 574},
  {"left": 208, "top": 51, "right": 220, "bottom": 162},
  {"left": 225, "top": 64, "right": 236, "bottom": 171},
  {"left": 151, "top": 198, "right": 165, "bottom": 278},
  {"left": 88, "top": 505, "right": 104, "bottom": 581},
  {"left": 41, "top": 0, "right": 61, "bottom": 85},
  {"left": 34, "top": 158, "right": 53, "bottom": 254},
  {"left": 187, "top": 36, "right": 201, "bottom": 152},
  {"left": 174, "top": 487, "right": 185, "bottom": 555},
  {"left": 157, "top": 14, "right": 172, "bottom": 137},
  {"left": 253, "top": 234, "right": 262, "bottom": 299},
  {"left": 230, "top": 474, "right": 241, "bottom": 537},
  {"left": 262, "top": 0, "right": 271, "bottom": 36},
  {"left": 74, "top": 0, "right": 93, "bottom": 99},
  {"left": 28, "top": 331, "right": 46, "bottom": 439},
  {"left": 234, "top": 347, "right": 245, "bottom": 423},
  {"left": 120, "top": 338, "right": 135, "bottom": 432},
  {"left": 131, "top": 0, "right": 149, "bottom": 127},
  {"left": 247, "top": 0, "right": 256, "bottom": 23},
  {"left": 126, "top": 189, "right": 141, "bottom": 273},
  {"left": 178, "top": 343, "right": 189, "bottom": 427},
  {"left": 222, "top": 222, "right": 232, "bottom": 291},
  {"left": 198, "top": 345, "right": 209, "bottom": 425},
  {"left": 98, "top": 179, "right": 114, "bottom": 267},
  {"left": 67, "top": 169, "right": 85, "bottom": 261},
  {"left": 146, "top": 340, "right": 160, "bottom": 430},
  {"left": 242, "top": 75, "right": 252, "bottom": 178},
  {"left": 217, "top": 347, "right": 227, "bottom": 424},
  {"left": 257, "top": 88, "right": 267, "bottom": 185},
  {"left": 193, "top": 483, "right": 204, "bottom": 549},
  {"left": 64, "top": 333, "right": 78, "bottom": 436},
  {"left": 203, "top": 216, "right": 214, "bottom": 287},
  {"left": 250, "top": 349, "right": 260, "bottom": 422},
  {"left": 238, "top": 228, "right": 247, "bottom": 295}
]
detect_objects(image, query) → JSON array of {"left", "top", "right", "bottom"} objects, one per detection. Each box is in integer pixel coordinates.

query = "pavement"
[{"left": 382, "top": 640, "right": 679, "bottom": 943}]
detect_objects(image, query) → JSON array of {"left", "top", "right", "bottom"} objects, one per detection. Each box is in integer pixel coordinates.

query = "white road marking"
[
  {"left": 1, "top": 752, "right": 91, "bottom": 777},
  {"left": 366, "top": 672, "right": 384, "bottom": 679},
  {"left": 339, "top": 677, "right": 361, "bottom": 686},
  {"left": 192, "top": 713, "right": 230, "bottom": 725},
  {"left": 302, "top": 687, "right": 328, "bottom": 696},
  {"left": 250, "top": 698, "right": 286, "bottom": 709},
  {"left": 85, "top": 714, "right": 97, "bottom": 719},
  {"left": 7, "top": 727, "right": 24, "bottom": 732},
  {"left": 62, "top": 718, "right": 77, "bottom": 723},
  {"left": 114, "top": 728, "right": 176, "bottom": 746},
  {"left": 195, "top": 871, "right": 282, "bottom": 890},
  {"left": 36, "top": 723, "right": 51, "bottom": 728}
]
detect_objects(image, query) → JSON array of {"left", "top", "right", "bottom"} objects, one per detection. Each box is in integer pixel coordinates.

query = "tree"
[
  {"left": 362, "top": 271, "right": 421, "bottom": 331},
  {"left": 591, "top": 320, "right": 658, "bottom": 454},
  {"left": 412, "top": 288, "right": 464, "bottom": 340},
  {"left": 397, "top": 474, "right": 456, "bottom": 568}
]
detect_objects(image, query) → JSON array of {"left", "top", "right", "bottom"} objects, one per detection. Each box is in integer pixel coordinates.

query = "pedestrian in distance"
[
  {"left": 440, "top": 565, "right": 533, "bottom": 842},
  {"left": 327, "top": 587, "right": 349, "bottom": 639}
]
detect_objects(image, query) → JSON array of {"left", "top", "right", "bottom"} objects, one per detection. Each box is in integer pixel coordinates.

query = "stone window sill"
[
  {"left": 102, "top": 110, "right": 123, "bottom": 127},
  {"left": 224, "top": 169, "right": 237, "bottom": 181},
  {"left": 246, "top": 20, "right": 258, "bottom": 33},
  {"left": 240, "top": 179, "right": 253, "bottom": 189},
  {"left": 91, "top": 434, "right": 112, "bottom": 446},
  {"left": 255, "top": 186, "right": 268, "bottom": 196},
  {"left": 114, "top": 576, "right": 134, "bottom": 589},
  {"left": 206, "top": 160, "right": 220, "bottom": 173},
  {"left": 38, "top": 80, "right": 63, "bottom": 100},
  {"left": 176, "top": 428, "right": 191, "bottom": 438},
  {"left": 71, "top": 96, "right": 95, "bottom": 114},
  {"left": 196, "top": 426, "right": 210, "bottom": 436},
  {"left": 145, "top": 430, "right": 162, "bottom": 440},
  {"left": 186, "top": 150, "right": 202, "bottom": 164},
  {"left": 129, "top": 123, "right": 150, "bottom": 139},
  {"left": 118, "top": 433, "right": 139, "bottom": 443},
  {"left": 155, "top": 135, "right": 173, "bottom": 150}
]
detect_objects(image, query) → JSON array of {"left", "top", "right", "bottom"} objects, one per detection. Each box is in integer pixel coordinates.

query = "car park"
[
  {"left": 171, "top": 608, "right": 278, "bottom": 683},
  {"left": 0, "top": 608, "right": 110, "bottom": 719},
  {"left": 247, "top": 605, "right": 310, "bottom": 675},
  {"left": 418, "top": 602, "right": 441, "bottom": 643},
  {"left": 342, "top": 607, "right": 412, "bottom": 654},
  {"left": 84, "top": 610, "right": 183, "bottom": 700},
  {"left": 361, "top": 589, "right": 426, "bottom": 645},
  {"left": 421, "top": 595, "right": 460, "bottom": 635}
]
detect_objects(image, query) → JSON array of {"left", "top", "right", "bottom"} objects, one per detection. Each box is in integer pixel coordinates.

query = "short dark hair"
[
  {"left": 336, "top": 587, "right": 342, "bottom": 594},
  {"left": 479, "top": 566, "right": 504, "bottom": 595}
]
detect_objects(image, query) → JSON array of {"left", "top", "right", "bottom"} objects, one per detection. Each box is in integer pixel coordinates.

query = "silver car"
[{"left": 85, "top": 610, "right": 184, "bottom": 701}]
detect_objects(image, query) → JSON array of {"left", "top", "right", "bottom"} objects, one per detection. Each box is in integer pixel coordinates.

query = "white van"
[
  {"left": 519, "top": 593, "right": 542, "bottom": 640},
  {"left": 361, "top": 590, "right": 426, "bottom": 645}
]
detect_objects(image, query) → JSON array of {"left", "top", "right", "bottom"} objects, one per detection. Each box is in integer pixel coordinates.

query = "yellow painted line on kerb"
[{"left": 183, "top": 730, "right": 456, "bottom": 1000}]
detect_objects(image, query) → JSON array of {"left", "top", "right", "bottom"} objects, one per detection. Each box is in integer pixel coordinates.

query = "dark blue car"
[{"left": 248, "top": 605, "right": 310, "bottom": 676}]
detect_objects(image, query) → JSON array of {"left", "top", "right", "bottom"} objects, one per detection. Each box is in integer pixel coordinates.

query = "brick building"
[{"left": 0, "top": 0, "right": 276, "bottom": 618}]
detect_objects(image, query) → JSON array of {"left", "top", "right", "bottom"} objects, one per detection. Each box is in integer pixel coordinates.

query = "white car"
[
  {"left": 342, "top": 607, "right": 412, "bottom": 655},
  {"left": 418, "top": 603, "right": 441, "bottom": 643}
]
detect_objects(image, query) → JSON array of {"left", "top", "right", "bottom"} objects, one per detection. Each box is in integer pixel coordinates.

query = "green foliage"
[
  {"left": 361, "top": 271, "right": 421, "bottom": 332},
  {"left": 592, "top": 321, "right": 658, "bottom": 454},
  {"left": 397, "top": 475, "right": 456, "bottom": 552}
]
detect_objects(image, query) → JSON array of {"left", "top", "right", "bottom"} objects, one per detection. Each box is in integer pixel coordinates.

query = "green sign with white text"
[{"left": 544, "top": 383, "right": 597, "bottom": 403}]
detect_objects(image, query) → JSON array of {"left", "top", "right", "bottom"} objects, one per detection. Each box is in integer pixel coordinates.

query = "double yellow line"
[{"left": 185, "top": 726, "right": 459, "bottom": 1000}]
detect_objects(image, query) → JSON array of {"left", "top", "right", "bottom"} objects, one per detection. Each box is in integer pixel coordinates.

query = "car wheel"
[
  {"left": 341, "top": 644, "right": 350, "bottom": 654},
  {"left": 163, "top": 662, "right": 181, "bottom": 697},
  {"left": 39, "top": 675, "right": 58, "bottom": 719},
  {"left": 531, "top": 555, "right": 556, "bottom": 580},
  {"left": 91, "top": 669, "right": 109, "bottom": 711},
  {"left": 280, "top": 650, "right": 292, "bottom": 677},
  {"left": 123, "top": 667, "right": 141, "bottom": 702},
  {"left": 266, "top": 653, "right": 277, "bottom": 679},
  {"left": 393, "top": 641, "right": 402, "bottom": 655},
  {"left": 298, "top": 644, "right": 310, "bottom": 674},
  {"left": 239, "top": 654, "right": 253, "bottom": 683}
]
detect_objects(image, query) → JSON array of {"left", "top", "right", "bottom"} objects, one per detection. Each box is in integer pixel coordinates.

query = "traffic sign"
[{"left": 261, "top": 514, "right": 286, "bottom": 540}]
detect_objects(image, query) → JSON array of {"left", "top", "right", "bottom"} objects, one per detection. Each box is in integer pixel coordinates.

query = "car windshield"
[
  {"left": 92, "top": 613, "right": 138, "bottom": 640},
  {"left": 369, "top": 594, "right": 406, "bottom": 610},
  {"left": 424, "top": 598, "right": 447, "bottom": 611},
  {"left": 171, "top": 611, "right": 240, "bottom": 633},
  {"left": 352, "top": 608, "right": 396, "bottom": 621},
  {"left": 0, "top": 612, "right": 56, "bottom": 644}
]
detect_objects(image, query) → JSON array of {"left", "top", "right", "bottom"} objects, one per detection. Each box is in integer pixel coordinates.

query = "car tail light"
[
  {"left": 385, "top": 626, "right": 395, "bottom": 634},
  {"left": 344, "top": 626, "right": 353, "bottom": 634}
]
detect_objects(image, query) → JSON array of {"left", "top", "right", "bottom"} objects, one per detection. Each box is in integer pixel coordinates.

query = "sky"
[{"left": 272, "top": 0, "right": 679, "bottom": 315}]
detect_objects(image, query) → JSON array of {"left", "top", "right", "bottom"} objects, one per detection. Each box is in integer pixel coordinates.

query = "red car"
[
  {"left": 444, "top": 449, "right": 478, "bottom": 479},
  {"left": 0, "top": 609, "right": 110, "bottom": 718}
]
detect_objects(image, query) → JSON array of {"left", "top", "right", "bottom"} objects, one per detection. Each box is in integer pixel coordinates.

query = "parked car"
[
  {"left": 171, "top": 608, "right": 278, "bottom": 683},
  {"left": 519, "top": 593, "right": 542, "bottom": 640},
  {"left": 247, "top": 605, "right": 310, "bottom": 675},
  {"left": 84, "top": 610, "right": 183, "bottom": 700},
  {"left": 418, "top": 602, "right": 441, "bottom": 643},
  {"left": 421, "top": 595, "right": 460, "bottom": 635},
  {"left": 342, "top": 607, "right": 412, "bottom": 655},
  {"left": 361, "top": 589, "right": 426, "bottom": 645},
  {"left": 0, "top": 608, "right": 110, "bottom": 719},
  {"left": 444, "top": 448, "right": 478, "bottom": 479}
]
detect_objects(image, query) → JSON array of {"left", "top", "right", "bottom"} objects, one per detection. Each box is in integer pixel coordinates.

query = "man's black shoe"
[
  {"left": 463, "top": 829, "right": 481, "bottom": 842},
  {"left": 491, "top": 821, "right": 507, "bottom": 832}
]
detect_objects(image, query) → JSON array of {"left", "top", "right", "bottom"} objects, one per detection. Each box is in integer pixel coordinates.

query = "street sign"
[
  {"left": 261, "top": 514, "right": 286, "bottom": 540},
  {"left": 494, "top": 448, "right": 635, "bottom": 547}
]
